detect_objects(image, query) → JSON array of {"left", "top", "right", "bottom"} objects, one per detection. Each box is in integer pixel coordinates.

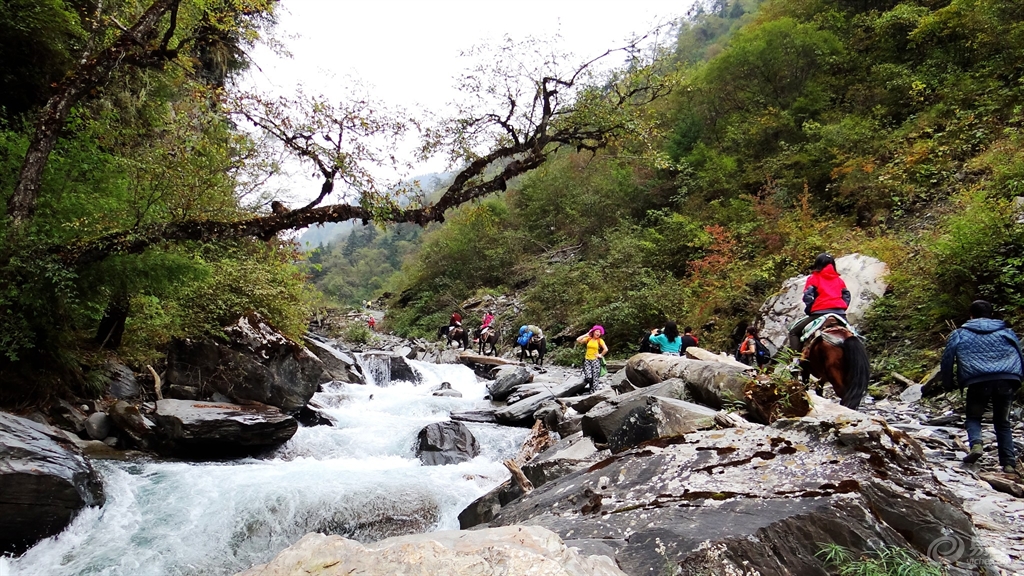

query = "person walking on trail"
[
  {"left": 787, "top": 253, "right": 851, "bottom": 351},
  {"left": 649, "top": 321, "right": 683, "bottom": 356},
  {"left": 679, "top": 327, "right": 699, "bottom": 351},
  {"left": 367, "top": 316, "right": 376, "bottom": 331},
  {"left": 577, "top": 325, "right": 608, "bottom": 392},
  {"left": 738, "top": 326, "right": 759, "bottom": 366},
  {"left": 924, "top": 300, "right": 1023, "bottom": 473}
]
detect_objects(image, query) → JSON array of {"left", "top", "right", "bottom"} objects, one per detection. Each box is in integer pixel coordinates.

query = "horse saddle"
[{"left": 800, "top": 314, "right": 858, "bottom": 344}]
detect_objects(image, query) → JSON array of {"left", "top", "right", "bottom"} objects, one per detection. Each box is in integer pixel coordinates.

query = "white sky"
[{"left": 247, "top": 0, "right": 695, "bottom": 203}]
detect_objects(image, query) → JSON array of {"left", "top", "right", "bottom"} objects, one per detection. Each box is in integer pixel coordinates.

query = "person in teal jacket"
[{"left": 649, "top": 321, "right": 683, "bottom": 355}]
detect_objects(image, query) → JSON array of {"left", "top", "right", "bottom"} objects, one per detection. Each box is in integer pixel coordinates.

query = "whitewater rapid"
[{"left": 4, "top": 356, "right": 527, "bottom": 576}]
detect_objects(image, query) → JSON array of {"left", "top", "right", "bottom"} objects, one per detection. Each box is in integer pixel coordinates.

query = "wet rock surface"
[
  {"left": 235, "top": 525, "right": 626, "bottom": 576},
  {"left": 860, "top": 392, "right": 1024, "bottom": 575},
  {"left": 415, "top": 421, "right": 481, "bottom": 466},
  {"left": 488, "top": 396, "right": 981, "bottom": 576},
  {"left": 166, "top": 312, "right": 324, "bottom": 413},
  {"left": 0, "top": 411, "right": 105, "bottom": 555},
  {"left": 152, "top": 399, "right": 298, "bottom": 458}
]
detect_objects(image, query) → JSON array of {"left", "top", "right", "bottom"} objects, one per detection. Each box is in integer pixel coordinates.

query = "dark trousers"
[{"left": 965, "top": 379, "right": 1019, "bottom": 467}]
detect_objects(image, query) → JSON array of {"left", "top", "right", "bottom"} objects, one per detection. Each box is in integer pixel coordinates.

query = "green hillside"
[{"left": 379, "top": 0, "right": 1024, "bottom": 379}]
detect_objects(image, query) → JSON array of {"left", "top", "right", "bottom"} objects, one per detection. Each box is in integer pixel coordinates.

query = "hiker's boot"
[
  {"left": 1002, "top": 465, "right": 1018, "bottom": 475},
  {"left": 963, "top": 443, "right": 984, "bottom": 464}
]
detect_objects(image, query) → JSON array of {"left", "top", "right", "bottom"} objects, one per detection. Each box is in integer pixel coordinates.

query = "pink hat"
[{"left": 591, "top": 325, "right": 605, "bottom": 336}]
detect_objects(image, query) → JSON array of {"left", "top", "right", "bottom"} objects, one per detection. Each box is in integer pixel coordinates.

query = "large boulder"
[
  {"left": 487, "top": 365, "right": 533, "bottom": 401},
  {"left": 303, "top": 336, "right": 365, "bottom": 384},
  {"left": 152, "top": 399, "right": 298, "bottom": 458},
  {"left": 165, "top": 312, "right": 324, "bottom": 413},
  {"left": 580, "top": 379, "right": 689, "bottom": 444},
  {"left": 489, "top": 403, "right": 977, "bottom": 576},
  {"left": 107, "top": 400, "right": 157, "bottom": 449},
  {"left": 415, "top": 421, "right": 480, "bottom": 466},
  {"left": 235, "top": 525, "right": 626, "bottom": 576},
  {"left": 99, "top": 361, "right": 141, "bottom": 399},
  {"left": 606, "top": 396, "right": 718, "bottom": 453},
  {"left": 0, "top": 412, "right": 105, "bottom": 555},
  {"left": 495, "top": 377, "right": 589, "bottom": 425},
  {"left": 758, "top": 253, "right": 889, "bottom": 350},
  {"left": 522, "top": 432, "right": 610, "bottom": 490},
  {"left": 458, "top": 480, "right": 524, "bottom": 529}
]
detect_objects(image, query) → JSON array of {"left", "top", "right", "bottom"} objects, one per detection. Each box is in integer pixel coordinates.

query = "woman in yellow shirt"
[{"left": 577, "top": 325, "right": 609, "bottom": 392}]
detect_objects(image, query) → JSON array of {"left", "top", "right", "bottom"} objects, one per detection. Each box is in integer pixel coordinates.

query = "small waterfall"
[
  {"left": 356, "top": 353, "right": 391, "bottom": 387},
  {"left": 7, "top": 346, "right": 529, "bottom": 576}
]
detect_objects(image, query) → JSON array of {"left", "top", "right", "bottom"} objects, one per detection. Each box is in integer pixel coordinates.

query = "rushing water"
[{"left": 4, "top": 354, "right": 526, "bottom": 576}]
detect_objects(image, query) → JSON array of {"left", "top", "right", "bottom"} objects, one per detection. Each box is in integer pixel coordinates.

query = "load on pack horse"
[
  {"left": 517, "top": 325, "right": 546, "bottom": 365},
  {"left": 787, "top": 253, "right": 868, "bottom": 409}
]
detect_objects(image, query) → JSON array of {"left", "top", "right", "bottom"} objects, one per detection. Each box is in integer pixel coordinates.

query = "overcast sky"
[{"left": 247, "top": 0, "right": 694, "bottom": 202}]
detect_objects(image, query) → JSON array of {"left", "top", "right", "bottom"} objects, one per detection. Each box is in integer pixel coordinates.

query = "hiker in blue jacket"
[{"left": 925, "top": 300, "right": 1024, "bottom": 473}]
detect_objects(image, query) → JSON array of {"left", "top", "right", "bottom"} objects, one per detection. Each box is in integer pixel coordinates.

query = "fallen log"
[
  {"left": 684, "top": 346, "right": 751, "bottom": 370},
  {"left": 459, "top": 352, "right": 521, "bottom": 367},
  {"left": 624, "top": 353, "right": 753, "bottom": 409}
]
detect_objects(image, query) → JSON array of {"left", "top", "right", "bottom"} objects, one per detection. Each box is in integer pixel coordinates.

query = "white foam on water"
[{"left": 7, "top": 351, "right": 527, "bottom": 576}]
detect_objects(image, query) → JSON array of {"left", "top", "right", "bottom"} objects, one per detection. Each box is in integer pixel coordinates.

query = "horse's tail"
[{"left": 841, "top": 336, "right": 870, "bottom": 409}]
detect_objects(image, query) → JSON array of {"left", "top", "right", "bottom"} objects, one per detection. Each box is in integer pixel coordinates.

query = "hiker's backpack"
[{"left": 754, "top": 338, "right": 771, "bottom": 365}]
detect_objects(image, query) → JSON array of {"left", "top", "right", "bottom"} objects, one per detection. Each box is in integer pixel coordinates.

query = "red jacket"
[{"left": 803, "top": 264, "right": 851, "bottom": 314}]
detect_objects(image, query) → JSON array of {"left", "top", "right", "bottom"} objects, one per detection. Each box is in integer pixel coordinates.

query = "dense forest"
[
  {"left": 356, "top": 0, "right": 1024, "bottom": 378},
  {"left": 2, "top": 0, "right": 1023, "bottom": 405}
]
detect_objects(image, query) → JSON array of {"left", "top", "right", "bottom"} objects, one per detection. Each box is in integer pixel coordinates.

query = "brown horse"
[
  {"left": 800, "top": 317, "right": 870, "bottom": 409},
  {"left": 445, "top": 325, "right": 470, "bottom": 350},
  {"left": 475, "top": 327, "right": 499, "bottom": 356}
]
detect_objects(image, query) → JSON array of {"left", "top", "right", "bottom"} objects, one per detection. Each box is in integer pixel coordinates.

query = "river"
[{"left": 4, "top": 353, "right": 526, "bottom": 576}]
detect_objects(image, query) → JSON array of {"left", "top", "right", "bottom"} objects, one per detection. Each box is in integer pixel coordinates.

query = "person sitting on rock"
[
  {"left": 924, "top": 300, "right": 1023, "bottom": 473},
  {"left": 649, "top": 321, "right": 683, "bottom": 356},
  {"left": 787, "top": 253, "right": 851, "bottom": 351}
]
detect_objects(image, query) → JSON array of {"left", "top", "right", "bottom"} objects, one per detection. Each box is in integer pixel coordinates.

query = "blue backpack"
[{"left": 517, "top": 326, "right": 532, "bottom": 346}]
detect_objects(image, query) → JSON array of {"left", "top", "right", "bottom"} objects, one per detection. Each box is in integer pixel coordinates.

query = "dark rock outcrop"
[
  {"left": 605, "top": 396, "right": 717, "bottom": 453},
  {"left": 152, "top": 399, "right": 298, "bottom": 458},
  {"left": 0, "top": 412, "right": 105, "bottom": 555},
  {"left": 99, "top": 361, "right": 141, "bottom": 399},
  {"left": 580, "top": 379, "right": 689, "bottom": 444},
  {"left": 303, "top": 336, "right": 365, "bottom": 384},
  {"left": 107, "top": 400, "right": 157, "bottom": 449},
  {"left": 489, "top": 404, "right": 977, "bottom": 576},
  {"left": 487, "top": 366, "right": 533, "bottom": 401},
  {"left": 166, "top": 312, "right": 324, "bottom": 413},
  {"left": 415, "top": 421, "right": 480, "bottom": 466}
]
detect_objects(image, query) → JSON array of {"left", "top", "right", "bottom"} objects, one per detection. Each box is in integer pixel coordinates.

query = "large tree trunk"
[
  {"left": 624, "top": 353, "right": 753, "bottom": 409},
  {"left": 94, "top": 294, "right": 131, "bottom": 350}
]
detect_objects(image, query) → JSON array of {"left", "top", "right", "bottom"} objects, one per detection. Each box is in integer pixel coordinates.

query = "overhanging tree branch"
[{"left": 6, "top": 0, "right": 182, "bottom": 228}]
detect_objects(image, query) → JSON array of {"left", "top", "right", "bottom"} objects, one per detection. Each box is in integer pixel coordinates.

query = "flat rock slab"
[
  {"left": 0, "top": 411, "right": 105, "bottom": 555},
  {"left": 490, "top": 413, "right": 976, "bottom": 576},
  {"left": 153, "top": 399, "right": 298, "bottom": 458},
  {"left": 235, "top": 525, "right": 626, "bottom": 576}
]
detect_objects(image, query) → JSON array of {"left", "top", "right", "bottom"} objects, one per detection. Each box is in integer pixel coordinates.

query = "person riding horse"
[
  {"left": 475, "top": 310, "right": 495, "bottom": 342},
  {"left": 787, "top": 253, "right": 851, "bottom": 352}
]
